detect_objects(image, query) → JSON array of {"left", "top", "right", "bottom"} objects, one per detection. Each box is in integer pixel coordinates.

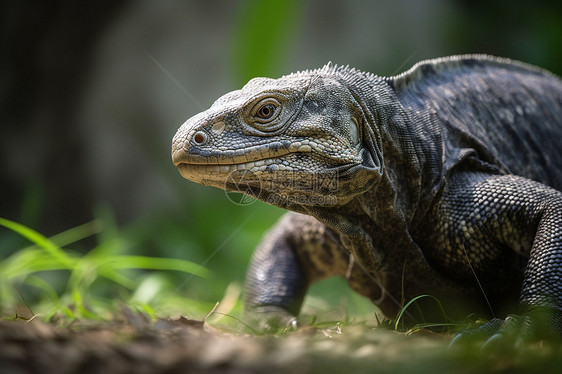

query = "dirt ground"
[{"left": 1, "top": 312, "right": 562, "bottom": 374}]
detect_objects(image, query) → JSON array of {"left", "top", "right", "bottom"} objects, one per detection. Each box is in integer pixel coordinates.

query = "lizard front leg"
[
  {"left": 244, "top": 212, "right": 356, "bottom": 332},
  {"left": 244, "top": 213, "right": 307, "bottom": 332},
  {"left": 429, "top": 171, "right": 562, "bottom": 346}
]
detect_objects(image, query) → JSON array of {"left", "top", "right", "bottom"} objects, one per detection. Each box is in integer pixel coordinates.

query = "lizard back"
[{"left": 389, "top": 55, "right": 562, "bottom": 190}]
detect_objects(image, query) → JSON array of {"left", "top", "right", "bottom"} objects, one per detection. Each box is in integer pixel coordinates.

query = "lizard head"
[{"left": 172, "top": 64, "right": 384, "bottom": 210}]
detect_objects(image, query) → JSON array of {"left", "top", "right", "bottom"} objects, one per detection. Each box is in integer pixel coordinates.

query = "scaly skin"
[{"left": 172, "top": 55, "right": 562, "bottom": 345}]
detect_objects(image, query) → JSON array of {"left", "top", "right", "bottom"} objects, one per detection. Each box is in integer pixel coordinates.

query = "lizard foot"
[
  {"left": 450, "top": 308, "right": 561, "bottom": 349},
  {"left": 245, "top": 305, "right": 299, "bottom": 334}
]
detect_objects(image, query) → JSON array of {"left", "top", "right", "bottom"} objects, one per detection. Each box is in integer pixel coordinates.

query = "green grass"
[
  {"left": 0, "top": 213, "right": 452, "bottom": 334},
  {"left": 0, "top": 213, "right": 379, "bottom": 331},
  {"left": 2, "top": 217, "right": 562, "bottom": 374},
  {"left": 0, "top": 216, "right": 213, "bottom": 321}
]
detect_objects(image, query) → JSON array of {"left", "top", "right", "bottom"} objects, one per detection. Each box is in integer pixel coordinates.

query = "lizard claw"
[
  {"left": 449, "top": 318, "right": 504, "bottom": 347},
  {"left": 450, "top": 308, "right": 561, "bottom": 349},
  {"left": 245, "top": 305, "right": 299, "bottom": 334},
  {"left": 480, "top": 315, "right": 528, "bottom": 350},
  {"left": 481, "top": 315, "right": 531, "bottom": 350},
  {"left": 285, "top": 317, "right": 299, "bottom": 332}
]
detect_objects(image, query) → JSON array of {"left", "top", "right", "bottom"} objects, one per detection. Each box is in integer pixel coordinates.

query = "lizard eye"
[
  {"left": 258, "top": 104, "right": 275, "bottom": 119},
  {"left": 252, "top": 98, "right": 280, "bottom": 124}
]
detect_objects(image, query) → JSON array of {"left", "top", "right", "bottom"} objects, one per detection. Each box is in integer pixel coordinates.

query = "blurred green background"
[{"left": 1, "top": 0, "right": 561, "bottom": 322}]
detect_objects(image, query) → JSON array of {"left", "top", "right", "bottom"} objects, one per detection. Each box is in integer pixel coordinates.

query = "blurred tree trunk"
[{"left": 0, "top": 1, "right": 129, "bottom": 235}]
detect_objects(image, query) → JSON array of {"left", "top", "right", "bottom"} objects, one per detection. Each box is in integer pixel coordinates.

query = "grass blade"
[
  {"left": 48, "top": 220, "right": 102, "bottom": 248},
  {"left": 98, "top": 256, "right": 210, "bottom": 278},
  {"left": 0, "top": 217, "right": 74, "bottom": 269},
  {"left": 394, "top": 294, "right": 449, "bottom": 331}
]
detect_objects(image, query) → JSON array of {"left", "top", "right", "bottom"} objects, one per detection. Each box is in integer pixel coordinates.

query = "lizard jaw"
[
  {"left": 171, "top": 141, "right": 313, "bottom": 168},
  {"left": 175, "top": 156, "right": 296, "bottom": 183},
  {"left": 171, "top": 140, "right": 316, "bottom": 185}
]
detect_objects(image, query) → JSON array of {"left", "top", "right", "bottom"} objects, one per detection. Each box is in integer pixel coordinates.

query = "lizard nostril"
[{"left": 193, "top": 131, "right": 208, "bottom": 145}]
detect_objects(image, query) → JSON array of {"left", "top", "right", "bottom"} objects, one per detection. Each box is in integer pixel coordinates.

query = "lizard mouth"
[
  {"left": 174, "top": 153, "right": 301, "bottom": 183},
  {"left": 171, "top": 141, "right": 312, "bottom": 168},
  {"left": 177, "top": 160, "right": 266, "bottom": 180},
  {"left": 172, "top": 144, "right": 307, "bottom": 184}
]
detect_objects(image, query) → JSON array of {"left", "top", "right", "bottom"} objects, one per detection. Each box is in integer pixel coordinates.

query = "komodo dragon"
[{"left": 171, "top": 55, "right": 562, "bottom": 345}]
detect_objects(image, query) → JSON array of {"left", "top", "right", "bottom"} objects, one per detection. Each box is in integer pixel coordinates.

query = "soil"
[{"left": 1, "top": 312, "right": 562, "bottom": 374}]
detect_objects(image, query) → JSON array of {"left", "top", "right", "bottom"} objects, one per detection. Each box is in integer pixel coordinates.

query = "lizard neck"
[
  {"left": 336, "top": 70, "right": 438, "bottom": 223},
  {"left": 299, "top": 70, "right": 444, "bottom": 271}
]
